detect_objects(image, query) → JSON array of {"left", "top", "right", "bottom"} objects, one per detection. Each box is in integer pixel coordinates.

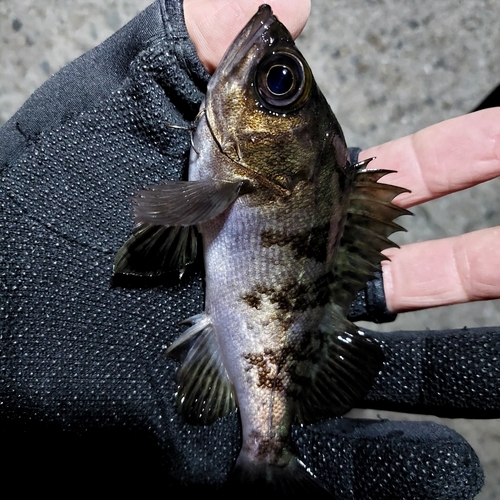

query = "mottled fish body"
[{"left": 115, "top": 4, "right": 409, "bottom": 495}]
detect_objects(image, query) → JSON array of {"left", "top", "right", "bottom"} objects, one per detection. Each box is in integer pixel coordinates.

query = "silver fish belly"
[
  {"left": 190, "top": 114, "right": 333, "bottom": 469},
  {"left": 114, "top": 4, "right": 409, "bottom": 494}
]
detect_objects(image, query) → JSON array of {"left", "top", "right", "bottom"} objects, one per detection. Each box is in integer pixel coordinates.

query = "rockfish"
[{"left": 115, "top": 4, "right": 408, "bottom": 495}]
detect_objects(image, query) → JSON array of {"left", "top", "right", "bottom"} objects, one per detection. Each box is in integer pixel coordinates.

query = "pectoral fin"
[
  {"left": 113, "top": 223, "right": 198, "bottom": 277},
  {"left": 133, "top": 179, "right": 245, "bottom": 226},
  {"left": 114, "top": 179, "right": 244, "bottom": 277}
]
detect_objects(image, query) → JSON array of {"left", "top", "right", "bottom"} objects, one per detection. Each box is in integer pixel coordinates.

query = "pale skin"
[
  {"left": 184, "top": 0, "right": 500, "bottom": 315},
  {"left": 361, "top": 109, "right": 500, "bottom": 313}
]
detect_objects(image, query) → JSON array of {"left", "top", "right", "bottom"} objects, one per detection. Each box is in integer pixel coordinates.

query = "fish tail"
[{"left": 226, "top": 454, "right": 331, "bottom": 498}]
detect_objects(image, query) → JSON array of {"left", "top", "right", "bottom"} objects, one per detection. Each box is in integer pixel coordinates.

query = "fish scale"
[{"left": 114, "top": 4, "right": 409, "bottom": 495}]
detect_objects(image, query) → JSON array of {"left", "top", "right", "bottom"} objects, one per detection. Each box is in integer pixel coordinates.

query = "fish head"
[{"left": 204, "top": 4, "right": 350, "bottom": 197}]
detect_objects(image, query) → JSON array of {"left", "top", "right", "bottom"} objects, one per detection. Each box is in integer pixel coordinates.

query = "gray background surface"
[{"left": 1, "top": 0, "right": 499, "bottom": 497}]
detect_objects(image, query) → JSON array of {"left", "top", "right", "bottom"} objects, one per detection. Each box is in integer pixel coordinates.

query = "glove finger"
[
  {"left": 362, "top": 327, "right": 500, "bottom": 418},
  {"left": 295, "top": 417, "right": 483, "bottom": 500}
]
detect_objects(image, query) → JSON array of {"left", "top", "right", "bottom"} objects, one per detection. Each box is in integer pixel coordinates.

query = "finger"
[
  {"left": 183, "top": 0, "right": 311, "bottom": 73},
  {"left": 360, "top": 108, "right": 500, "bottom": 208},
  {"left": 362, "top": 326, "right": 500, "bottom": 418},
  {"left": 381, "top": 226, "right": 500, "bottom": 312},
  {"left": 299, "top": 418, "right": 483, "bottom": 499}
]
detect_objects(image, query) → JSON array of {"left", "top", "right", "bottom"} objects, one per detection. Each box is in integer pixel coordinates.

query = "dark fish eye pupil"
[{"left": 266, "top": 65, "right": 294, "bottom": 96}]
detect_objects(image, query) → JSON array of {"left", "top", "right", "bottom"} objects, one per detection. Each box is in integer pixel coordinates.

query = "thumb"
[{"left": 183, "top": 0, "right": 311, "bottom": 73}]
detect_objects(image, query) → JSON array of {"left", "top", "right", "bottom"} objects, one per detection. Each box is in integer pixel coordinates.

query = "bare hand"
[
  {"left": 185, "top": 0, "right": 500, "bottom": 316},
  {"left": 360, "top": 108, "right": 500, "bottom": 313},
  {"left": 184, "top": 0, "right": 311, "bottom": 73}
]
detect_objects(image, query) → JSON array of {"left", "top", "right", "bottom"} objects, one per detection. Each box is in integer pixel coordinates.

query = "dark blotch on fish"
[
  {"left": 241, "top": 291, "right": 262, "bottom": 309},
  {"left": 242, "top": 276, "right": 330, "bottom": 313},
  {"left": 261, "top": 224, "right": 329, "bottom": 262},
  {"left": 244, "top": 347, "right": 294, "bottom": 392},
  {"left": 113, "top": 4, "right": 410, "bottom": 496}
]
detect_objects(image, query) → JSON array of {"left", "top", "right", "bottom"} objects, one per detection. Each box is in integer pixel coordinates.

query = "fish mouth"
[{"left": 217, "top": 4, "right": 277, "bottom": 78}]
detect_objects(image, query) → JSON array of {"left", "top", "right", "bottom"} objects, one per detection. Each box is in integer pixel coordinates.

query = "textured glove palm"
[{"left": 1, "top": 1, "right": 497, "bottom": 497}]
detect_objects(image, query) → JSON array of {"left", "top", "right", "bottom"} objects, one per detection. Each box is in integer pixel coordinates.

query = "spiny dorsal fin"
[
  {"left": 113, "top": 223, "right": 197, "bottom": 277},
  {"left": 330, "top": 161, "right": 411, "bottom": 312},
  {"left": 166, "top": 314, "right": 237, "bottom": 425},
  {"left": 294, "top": 304, "right": 384, "bottom": 424}
]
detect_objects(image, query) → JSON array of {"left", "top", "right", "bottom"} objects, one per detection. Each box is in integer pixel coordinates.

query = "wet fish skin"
[
  {"left": 187, "top": 8, "right": 352, "bottom": 477},
  {"left": 114, "top": 4, "right": 409, "bottom": 495}
]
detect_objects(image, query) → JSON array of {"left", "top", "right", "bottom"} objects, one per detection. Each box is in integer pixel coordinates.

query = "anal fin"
[{"left": 166, "top": 314, "right": 237, "bottom": 425}]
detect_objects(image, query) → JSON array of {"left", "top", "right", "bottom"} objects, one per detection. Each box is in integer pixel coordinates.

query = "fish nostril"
[{"left": 273, "top": 175, "right": 296, "bottom": 192}]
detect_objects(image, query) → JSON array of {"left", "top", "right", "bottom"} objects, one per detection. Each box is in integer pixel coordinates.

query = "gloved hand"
[{"left": 1, "top": 1, "right": 498, "bottom": 498}]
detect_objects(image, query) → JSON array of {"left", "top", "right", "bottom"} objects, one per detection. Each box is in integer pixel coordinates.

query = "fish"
[{"left": 114, "top": 4, "right": 409, "bottom": 496}]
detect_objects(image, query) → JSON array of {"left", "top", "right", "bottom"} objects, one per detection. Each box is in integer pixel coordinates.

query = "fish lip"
[{"left": 216, "top": 4, "right": 277, "bottom": 79}]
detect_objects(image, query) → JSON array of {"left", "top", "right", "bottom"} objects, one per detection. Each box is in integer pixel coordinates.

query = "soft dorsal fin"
[
  {"left": 330, "top": 159, "right": 411, "bottom": 312},
  {"left": 295, "top": 304, "right": 384, "bottom": 423},
  {"left": 166, "top": 314, "right": 237, "bottom": 425}
]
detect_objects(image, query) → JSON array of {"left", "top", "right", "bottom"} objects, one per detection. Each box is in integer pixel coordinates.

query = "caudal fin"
[{"left": 225, "top": 454, "right": 331, "bottom": 498}]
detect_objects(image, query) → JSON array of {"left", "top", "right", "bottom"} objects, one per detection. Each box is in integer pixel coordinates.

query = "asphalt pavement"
[{"left": 1, "top": 1, "right": 499, "bottom": 497}]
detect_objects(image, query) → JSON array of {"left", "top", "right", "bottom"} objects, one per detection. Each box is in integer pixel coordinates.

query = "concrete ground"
[{"left": 1, "top": 0, "right": 499, "bottom": 497}]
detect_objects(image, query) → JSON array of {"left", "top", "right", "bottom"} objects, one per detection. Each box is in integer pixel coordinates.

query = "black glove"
[{"left": 1, "top": 1, "right": 498, "bottom": 497}]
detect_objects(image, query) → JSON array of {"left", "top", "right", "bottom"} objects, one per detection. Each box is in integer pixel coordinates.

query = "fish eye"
[
  {"left": 255, "top": 52, "right": 310, "bottom": 112},
  {"left": 266, "top": 65, "right": 295, "bottom": 96}
]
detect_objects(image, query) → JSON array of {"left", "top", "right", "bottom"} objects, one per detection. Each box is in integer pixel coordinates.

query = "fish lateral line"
[{"left": 112, "top": 3, "right": 411, "bottom": 496}]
